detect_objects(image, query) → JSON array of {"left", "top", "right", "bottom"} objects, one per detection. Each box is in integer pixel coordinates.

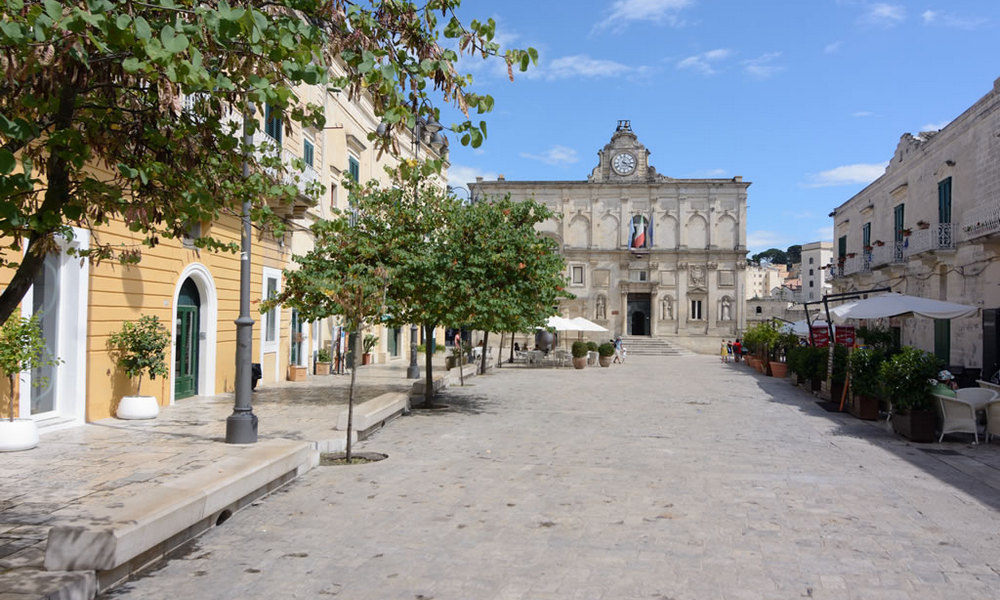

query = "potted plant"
[
  {"left": 879, "top": 346, "right": 939, "bottom": 442},
  {"left": 901, "top": 228, "right": 912, "bottom": 237},
  {"left": 0, "top": 314, "right": 60, "bottom": 452},
  {"left": 362, "top": 333, "right": 378, "bottom": 365},
  {"left": 108, "top": 315, "right": 170, "bottom": 420},
  {"left": 769, "top": 331, "right": 798, "bottom": 378},
  {"left": 802, "top": 346, "right": 828, "bottom": 392},
  {"left": 315, "top": 347, "right": 332, "bottom": 375},
  {"left": 598, "top": 342, "right": 615, "bottom": 367},
  {"left": 571, "top": 340, "right": 588, "bottom": 369},
  {"left": 846, "top": 252, "right": 857, "bottom": 259},
  {"left": 873, "top": 240, "right": 885, "bottom": 247},
  {"left": 916, "top": 220, "right": 930, "bottom": 230},
  {"left": 848, "top": 347, "right": 884, "bottom": 420},
  {"left": 830, "top": 343, "right": 849, "bottom": 403}
]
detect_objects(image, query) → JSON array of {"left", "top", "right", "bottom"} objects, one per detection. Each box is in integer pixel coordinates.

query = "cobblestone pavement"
[
  {"left": 102, "top": 355, "right": 1000, "bottom": 600},
  {"left": 0, "top": 360, "right": 418, "bottom": 583}
]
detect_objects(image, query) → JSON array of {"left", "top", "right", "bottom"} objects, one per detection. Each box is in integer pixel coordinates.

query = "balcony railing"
[
  {"left": 904, "top": 223, "right": 954, "bottom": 257},
  {"left": 961, "top": 200, "right": 1000, "bottom": 240},
  {"left": 841, "top": 254, "right": 871, "bottom": 275},
  {"left": 253, "top": 132, "right": 320, "bottom": 206}
]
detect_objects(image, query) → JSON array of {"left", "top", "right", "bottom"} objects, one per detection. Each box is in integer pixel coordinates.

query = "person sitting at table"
[{"left": 931, "top": 370, "right": 957, "bottom": 397}]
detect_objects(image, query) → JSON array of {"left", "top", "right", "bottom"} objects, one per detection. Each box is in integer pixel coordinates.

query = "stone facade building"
[
  {"left": 469, "top": 121, "right": 749, "bottom": 353},
  {"left": 829, "top": 78, "right": 1000, "bottom": 375},
  {"left": 798, "top": 241, "right": 833, "bottom": 303}
]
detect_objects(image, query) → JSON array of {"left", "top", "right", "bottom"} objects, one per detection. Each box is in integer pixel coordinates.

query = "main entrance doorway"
[
  {"left": 627, "top": 293, "right": 651, "bottom": 336},
  {"left": 175, "top": 278, "right": 200, "bottom": 400}
]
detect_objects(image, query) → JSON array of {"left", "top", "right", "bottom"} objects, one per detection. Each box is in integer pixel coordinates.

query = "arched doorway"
[{"left": 175, "top": 278, "right": 200, "bottom": 399}]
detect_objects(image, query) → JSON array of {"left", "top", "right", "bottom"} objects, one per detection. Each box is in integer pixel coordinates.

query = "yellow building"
[{"left": 2, "top": 77, "right": 447, "bottom": 427}]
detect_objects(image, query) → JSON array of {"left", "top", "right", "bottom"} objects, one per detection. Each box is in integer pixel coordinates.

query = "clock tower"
[{"left": 589, "top": 120, "right": 664, "bottom": 183}]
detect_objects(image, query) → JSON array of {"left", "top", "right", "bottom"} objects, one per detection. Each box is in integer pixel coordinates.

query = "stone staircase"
[{"left": 620, "top": 336, "right": 693, "bottom": 356}]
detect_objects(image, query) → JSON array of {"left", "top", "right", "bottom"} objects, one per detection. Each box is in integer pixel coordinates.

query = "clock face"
[{"left": 612, "top": 152, "right": 636, "bottom": 175}]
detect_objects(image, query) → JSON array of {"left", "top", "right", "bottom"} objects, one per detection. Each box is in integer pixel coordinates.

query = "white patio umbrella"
[
  {"left": 568, "top": 316, "right": 609, "bottom": 332},
  {"left": 788, "top": 319, "right": 829, "bottom": 336},
  {"left": 829, "top": 292, "right": 978, "bottom": 321},
  {"left": 544, "top": 315, "right": 578, "bottom": 331}
]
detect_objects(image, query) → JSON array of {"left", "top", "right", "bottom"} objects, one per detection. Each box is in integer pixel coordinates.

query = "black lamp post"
[
  {"left": 227, "top": 110, "right": 258, "bottom": 444},
  {"left": 379, "top": 106, "right": 446, "bottom": 379}
]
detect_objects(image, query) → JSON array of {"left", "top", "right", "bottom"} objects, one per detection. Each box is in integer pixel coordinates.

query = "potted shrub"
[
  {"left": 571, "top": 340, "right": 588, "bottom": 369},
  {"left": 768, "top": 331, "right": 798, "bottom": 378},
  {"left": 362, "top": 333, "right": 378, "bottom": 365},
  {"left": 315, "top": 347, "right": 332, "bottom": 375},
  {"left": 848, "top": 347, "right": 884, "bottom": 420},
  {"left": 108, "top": 315, "right": 170, "bottom": 419},
  {"left": 916, "top": 220, "right": 930, "bottom": 230},
  {"left": 802, "top": 346, "right": 828, "bottom": 392},
  {"left": 786, "top": 345, "right": 806, "bottom": 385},
  {"left": 0, "top": 314, "right": 60, "bottom": 452},
  {"left": 597, "top": 342, "right": 615, "bottom": 367},
  {"left": 880, "top": 346, "right": 939, "bottom": 442}
]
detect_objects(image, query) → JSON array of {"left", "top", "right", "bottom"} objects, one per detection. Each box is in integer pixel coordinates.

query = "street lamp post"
[
  {"left": 386, "top": 106, "right": 446, "bottom": 380},
  {"left": 227, "top": 110, "right": 258, "bottom": 444}
]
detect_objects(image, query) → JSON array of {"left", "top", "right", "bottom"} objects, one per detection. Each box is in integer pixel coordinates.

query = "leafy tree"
[
  {"left": 0, "top": 0, "right": 536, "bottom": 326},
  {"left": 108, "top": 315, "right": 171, "bottom": 396},
  {"left": 261, "top": 178, "right": 398, "bottom": 461},
  {"left": 0, "top": 312, "right": 59, "bottom": 421},
  {"left": 785, "top": 244, "right": 802, "bottom": 266},
  {"left": 750, "top": 248, "right": 787, "bottom": 266},
  {"left": 451, "top": 195, "right": 570, "bottom": 375}
]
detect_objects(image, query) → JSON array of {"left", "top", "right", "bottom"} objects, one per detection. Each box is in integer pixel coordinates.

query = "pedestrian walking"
[
  {"left": 720, "top": 339, "right": 729, "bottom": 363},
  {"left": 613, "top": 336, "right": 623, "bottom": 364},
  {"left": 733, "top": 338, "right": 742, "bottom": 362}
]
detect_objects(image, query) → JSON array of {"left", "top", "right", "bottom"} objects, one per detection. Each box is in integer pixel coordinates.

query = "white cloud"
[
  {"left": 824, "top": 41, "right": 842, "bottom": 54},
  {"left": 447, "top": 164, "right": 499, "bottom": 190},
  {"left": 747, "top": 230, "right": 792, "bottom": 252},
  {"left": 805, "top": 162, "right": 888, "bottom": 187},
  {"left": 852, "top": 111, "right": 875, "bottom": 117},
  {"left": 685, "top": 168, "right": 728, "bottom": 177},
  {"left": 676, "top": 48, "right": 732, "bottom": 75},
  {"left": 595, "top": 0, "right": 694, "bottom": 32},
  {"left": 520, "top": 145, "right": 580, "bottom": 166},
  {"left": 815, "top": 225, "right": 834, "bottom": 241},
  {"left": 743, "top": 52, "right": 784, "bottom": 79},
  {"left": 920, "top": 121, "right": 950, "bottom": 132},
  {"left": 921, "top": 9, "right": 987, "bottom": 29},
  {"left": 861, "top": 3, "right": 905, "bottom": 26},
  {"left": 527, "top": 54, "right": 642, "bottom": 80}
]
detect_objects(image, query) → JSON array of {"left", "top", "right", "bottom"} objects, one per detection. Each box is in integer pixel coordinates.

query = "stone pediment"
[{"left": 588, "top": 120, "right": 672, "bottom": 184}]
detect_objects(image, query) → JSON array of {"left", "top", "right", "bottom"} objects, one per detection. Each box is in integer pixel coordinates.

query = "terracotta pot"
[
  {"left": 768, "top": 362, "right": 788, "bottom": 378},
  {"left": 315, "top": 362, "right": 331, "bottom": 375},
  {"left": 572, "top": 356, "right": 587, "bottom": 369},
  {"left": 599, "top": 356, "right": 612, "bottom": 367},
  {"left": 287, "top": 365, "right": 307, "bottom": 381},
  {"left": 362, "top": 353, "right": 372, "bottom": 365}
]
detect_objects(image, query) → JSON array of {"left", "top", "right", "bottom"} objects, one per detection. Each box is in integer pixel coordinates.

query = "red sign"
[
  {"left": 811, "top": 325, "right": 830, "bottom": 347},
  {"left": 835, "top": 325, "right": 856, "bottom": 348}
]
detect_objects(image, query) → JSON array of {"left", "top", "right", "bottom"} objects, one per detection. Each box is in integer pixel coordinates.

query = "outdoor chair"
[
  {"left": 934, "top": 394, "right": 979, "bottom": 444},
  {"left": 987, "top": 400, "right": 1000, "bottom": 443},
  {"left": 955, "top": 387, "right": 998, "bottom": 407}
]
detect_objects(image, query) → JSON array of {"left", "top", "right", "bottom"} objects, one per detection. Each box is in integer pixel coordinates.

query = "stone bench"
[
  {"left": 44, "top": 439, "right": 315, "bottom": 589},
  {"left": 336, "top": 392, "right": 409, "bottom": 439}
]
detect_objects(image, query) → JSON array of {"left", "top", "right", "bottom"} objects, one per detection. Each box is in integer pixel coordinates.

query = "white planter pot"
[
  {"left": 0, "top": 418, "right": 39, "bottom": 452},
  {"left": 116, "top": 395, "right": 160, "bottom": 420}
]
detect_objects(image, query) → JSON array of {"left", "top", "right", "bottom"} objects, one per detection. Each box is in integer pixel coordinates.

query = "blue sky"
[{"left": 439, "top": 0, "right": 1000, "bottom": 256}]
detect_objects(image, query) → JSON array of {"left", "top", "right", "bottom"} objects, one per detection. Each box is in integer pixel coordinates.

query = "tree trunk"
[
  {"left": 480, "top": 331, "right": 489, "bottom": 375},
  {"left": 497, "top": 332, "right": 505, "bottom": 368},
  {"left": 422, "top": 323, "right": 435, "bottom": 406},
  {"left": 0, "top": 84, "right": 78, "bottom": 326},
  {"left": 346, "top": 330, "right": 361, "bottom": 461},
  {"left": 508, "top": 331, "right": 516, "bottom": 364},
  {"left": 7, "top": 374, "right": 15, "bottom": 422}
]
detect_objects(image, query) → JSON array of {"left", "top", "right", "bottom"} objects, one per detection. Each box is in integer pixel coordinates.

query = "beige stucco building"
[
  {"left": 829, "top": 78, "right": 1000, "bottom": 376},
  {"left": 469, "top": 121, "right": 749, "bottom": 353}
]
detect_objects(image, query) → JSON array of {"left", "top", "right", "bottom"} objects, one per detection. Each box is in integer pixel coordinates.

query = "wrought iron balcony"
[
  {"left": 903, "top": 223, "right": 955, "bottom": 257},
  {"left": 961, "top": 200, "right": 1000, "bottom": 240},
  {"left": 252, "top": 132, "right": 320, "bottom": 215}
]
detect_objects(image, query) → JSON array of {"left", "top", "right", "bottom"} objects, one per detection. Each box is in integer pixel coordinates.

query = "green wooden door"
[
  {"left": 934, "top": 319, "right": 950, "bottom": 364},
  {"left": 175, "top": 279, "right": 200, "bottom": 399}
]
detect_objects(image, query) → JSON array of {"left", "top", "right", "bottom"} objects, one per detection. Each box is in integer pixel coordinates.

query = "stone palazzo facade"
[{"left": 469, "top": 121, "right": 749, "bottom": 353}]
